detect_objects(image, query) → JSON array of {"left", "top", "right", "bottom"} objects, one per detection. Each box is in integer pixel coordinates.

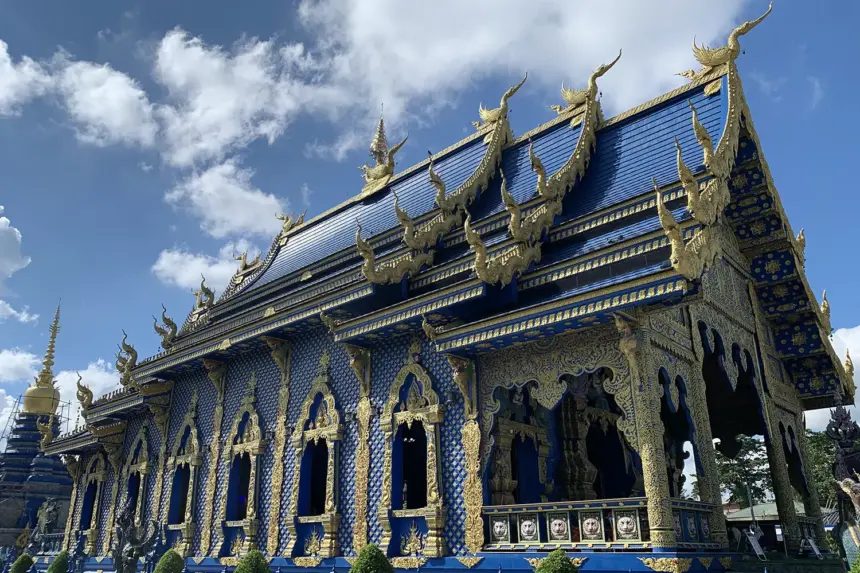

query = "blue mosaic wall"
[{"left": 82, "top": 326, "right": 470, "bottom": 557}]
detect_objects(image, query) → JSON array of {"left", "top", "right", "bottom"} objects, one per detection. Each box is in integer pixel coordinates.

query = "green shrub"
[
  {"left": 534, "top": 549, "right": 578, "bottom": 573},
  {"left": 153, "top": 549, "right": 185, "bottom": 573},
  {"left": 350, "top": 544, "right": 392, "bottom": 573},
  {"left": 10, "top": 553, "right": 34, "bottom": 573},
  {"left": 234, "top": 550, "right": 269, "bottom": 573},
  {"left": 46, "top": 551, "right": 69, "bottom": 573},
  {"left": 850, "top": 557, "right": 860, "bottom": 573}
]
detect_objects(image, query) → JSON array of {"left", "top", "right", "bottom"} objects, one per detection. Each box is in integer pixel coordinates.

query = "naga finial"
[
  {"left": 821, "top": 290, "right": 830, "bottom": 319},
  {"left": 688, "top": 100, "right": 715, "bottom": 169},
  {"left": 421, "top": 315, "right": 438, "bottom": 343},
  {"left": 474, "top": 73, "right": 528, "bottom": 129},
  {"left": 153, "top": 305, "right": 177, "bottom": 351},
  {"left": 690, "top": 2, "right": 773, "bottom": 75},
  {"left": 76, "top": 372, "right": 93, "bottom": 413},
  {"left": 359, "top": 133, "right": 408, "bottom": 184},
  {"left": 393, "top": 190, "right": 410, "bottom": 226},
  {"left": 552, "top": 51, "right": 620, "bottom": 116},
  {"left": 116, "top": 330, "right": 138, "bottom": 387},
  {"left": 796, "top": 228, "right": 806, "bottom": 256},
  {"left": 528, "top": 138, "right": 550, "bottom": 199},
  {"left": 428, "top": 152, "right": 448, "bottom": 209},
  {"left": 199, "top": 275, "right": 215, "bottom": 307}
]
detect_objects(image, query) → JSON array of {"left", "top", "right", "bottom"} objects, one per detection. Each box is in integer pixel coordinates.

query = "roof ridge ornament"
[
  {"left": 370, "top": 108, "right": 389, "bottom": 166},
  {"left": 76, "top": 372, "right": 93, "bottom": 415},
  {"left": 359, "top": 111, "right": 408, "bottom": 191},
  {"left": 551, "top": 50, "right": 621, "bottom": 120},
  {"left": 152, "top": 304, "right": 177, "bottom": 351},
  {"left": 795, "top": 228, "right": 806, "bottom": 266},
  {"left": 472, "top": 73, "right": 527, "bottom": 137},
  {"left": 654, "top": 179, "right": 721, "bottom": 281},
  {"left": 34, "top": 303, "right": 61, "bottom": 389},
  {"left": 680, "top": 2, "right": 773, "bottom": 81},
  {"left": 116, "top": 330, "right": 138, "bottom": 388},
  {"left": 820, "top": 290, "right": 832, "bottom": 333}
]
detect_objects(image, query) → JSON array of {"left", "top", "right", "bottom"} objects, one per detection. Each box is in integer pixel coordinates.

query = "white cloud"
[
  {"left": 153, "top": 30, "right": 312, "bottom": 168},
  {"left": 0, "top": 40, "right": 51, "bottom": 116},
  {"left": 152, "top": 239, "right": 260, "bottom": 294},
  {"left": 806, "top": 325, "right": 860, "bottom": 432},
  {"left": 51, "top": 55, "right": 158, "bottom": 147},
  {"left": 56, "top": 360, "right": 121, "bottom": 432},
  {"left": 807, "top": 76, "right": 824, "bottom": 109},
  {"left": 0, "top": 348, "right": 39, "bottom": 383},
  {"left": 0, "top": 300, "right": 38, "bottom": 324},
  {"left": 165, "top": 158, "right": 286, "bottom": 238},
  {"left": 749, "top": 71, "right": 786, "bottom": 103},
  {"left": 0, "top": 206, "right": 31, "bottom": 286}
]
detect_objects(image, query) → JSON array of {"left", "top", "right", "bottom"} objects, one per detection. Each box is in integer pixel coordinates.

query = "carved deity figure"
[{"left": 110, "top": 500, "right": 159, "bottom": 573}]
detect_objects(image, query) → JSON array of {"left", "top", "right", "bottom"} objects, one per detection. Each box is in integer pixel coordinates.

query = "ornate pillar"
[
  {"left": 615, "top": 316, "right": 676, "bottom": 548},
  {"left": 101, "top": 444, "right": 123, "bottom": 555},
  {"left": 686, "top": 354, "right": 729, "bottom": 546},
  {"left": 201, "top": 358, "right": 227, "bottom": 556},
  {"left": 447, "top": 355, "right": 484, "bottom": 556},
  {"left": 793, "top": 413, "right": 828, "bottom": 547},
  {"left": 149, "top": 401, "right": 171, "bottom": 524},
  {"left": 764, "top": 408, "right": 802, "bottom": 552},
  {"left": 344, "top": 344, "right": 371, "bottom": 552},
  {"left": 62, "top": 456, "right": 81, "bottom": 551},
  {"left": 262, "top": 336, "right": 292, "bottom": 555}
]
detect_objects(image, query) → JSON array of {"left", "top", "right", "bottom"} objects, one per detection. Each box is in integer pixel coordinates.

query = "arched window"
[
  {"left": 219, "top": 372, "right": 264, "bottom": 557},
  {"left": 285, "top": 350, "right": 343, "bottom": 560},
  {"left": 378, "top": 339, "right": 445, "bottom": 558},
  {"left": 166, "top": 390, "right": 201, "bottom": 557},
  {"left": 78, "top": 453, "right": 106, "bottom": 556},
  {"left": 122, "top": 426, "right": 151, "bottom": 527}
]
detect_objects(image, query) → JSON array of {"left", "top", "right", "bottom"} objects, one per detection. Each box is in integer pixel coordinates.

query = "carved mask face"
[
  {"left": 582, "top": 517, "right": 600, "bottom": 537},
  {"left": 550, "top": 518, "right": 567, "bottom": 538},
  {"left": 617, "top": 516, "right": 635, "bottom": 536},
  {"left": 520, "top": 518, "right": 537, "bottom": 539},
  {"left": 492, "top": 520, "right": 508, "bottom": 540}
]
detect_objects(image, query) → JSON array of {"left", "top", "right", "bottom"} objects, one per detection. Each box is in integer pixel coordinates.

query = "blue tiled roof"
[
  {"left": 252, "top": 135, "right": 490, "bottom": 289},
  {"left": 242, "top": 80, "right": 724, "bottom": 298}
]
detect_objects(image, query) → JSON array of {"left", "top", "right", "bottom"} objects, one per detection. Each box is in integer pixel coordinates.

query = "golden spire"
[
  {"left": 34, "top": 303, "right": 60, "bottom": 389},
  {"left": 369, "top": 105, "right": 389, "bottom": 167}
]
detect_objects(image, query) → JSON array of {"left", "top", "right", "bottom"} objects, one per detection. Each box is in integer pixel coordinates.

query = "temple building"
[
  {"left": 0, "top": 306, "right": 73, "bottom": 549},
  {"left": 38, "top": 6, "right": 854, "bottom": 573}
]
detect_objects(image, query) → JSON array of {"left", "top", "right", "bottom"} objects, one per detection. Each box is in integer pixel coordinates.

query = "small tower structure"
[{"left": 0, "top": 305, "right": 73, "bottom": 546}]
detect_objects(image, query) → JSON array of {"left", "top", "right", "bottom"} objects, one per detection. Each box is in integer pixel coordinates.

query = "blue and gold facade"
[{"left": 41, "top": 9, "right": 852, "bottom": 573}]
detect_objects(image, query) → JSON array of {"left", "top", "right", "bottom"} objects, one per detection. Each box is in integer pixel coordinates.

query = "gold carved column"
[
  {"left": 201, "top": 358, "right": 227, "bottom": 556},
  {"left": 446, "top": 355, "right": 483, "bottom": 555},
  {"left": 262, "top": 336, "right": 292, "bottom": 555},
  {"left": 101, "top": 443, "right": 124, "bottom": 555},
  {"left": 150, "top": 399, "right": 172, "bottom": 524},
  {"left": 615, "top": 316, "right": 675, "bottom": 548},
  {"left": 763, "top": 411, "right": 801, "bottom": 551},
  {"left": 344, "top": 344, "right": 372, "bottom": 552},
  {"left": 62, "top": 456, "right": 81, "bottom": 551}
]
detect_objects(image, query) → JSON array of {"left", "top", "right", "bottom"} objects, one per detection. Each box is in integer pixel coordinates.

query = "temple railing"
[
  {"left": 482, "top": 497, "right": 721, "bottom": 551},
  {"left": 33, "top": 533, "right": 65, "bottom": 555}
]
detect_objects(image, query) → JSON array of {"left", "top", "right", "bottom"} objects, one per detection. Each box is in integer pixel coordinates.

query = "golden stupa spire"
[
  {"left": 369, "top": 104, "right": 389, "bottom": 167},
  {"left": 34, "top": 303, "right": 60, "bottom": 389},
  {"left": 22, "top": 302, "right": 62, "bottom": 416}
]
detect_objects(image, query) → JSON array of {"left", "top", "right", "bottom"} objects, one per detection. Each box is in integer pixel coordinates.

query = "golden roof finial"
[
  {"left": 34, "top": 303, "right": 61, "bottom": 389},
  {"left": 370, "top": 104, "right": 389, "bottom": 167},
  {"left": 846, "top": 349, "right": 854, "bottom": 379}
]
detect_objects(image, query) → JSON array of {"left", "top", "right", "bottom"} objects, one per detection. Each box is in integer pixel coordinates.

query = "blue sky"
[{"left": 0, "top": 0, "right": 857, "bottom": 432}]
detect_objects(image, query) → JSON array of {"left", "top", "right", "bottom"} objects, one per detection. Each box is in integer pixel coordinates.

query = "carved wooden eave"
[
  {"left": 397, "top": 113, "right": 509, "bottom": 251},
  {"left": 464, "top": 55, "right": 616, "bottom": 287},
  {"left": 356, "top": 224, "right": 434, "bottom": 285}
]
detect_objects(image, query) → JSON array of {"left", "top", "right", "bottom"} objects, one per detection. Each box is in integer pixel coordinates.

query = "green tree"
[
  {"left": 534, "top": 549, "right": 579, "bottom": 573},
  {"left": 10, "top": 553, "right": 33, "bottom": 573},
  {"left": 153, "top": 549, "right": 185, "bottom": 573},
  {"left": 46, "top": 551, "right": 69, "bottom": 573},
  {"left": 350, "top": 544, "right": 393, "bottom": 573},
  {"left": 805, "top": 429, "right": 837, "bottom": 508},
  {"left": 234, "top": 550, "right": 269, "bottom": 573},
  {"left": 714, "top": 436, "right": 773, "bottom": 508}
]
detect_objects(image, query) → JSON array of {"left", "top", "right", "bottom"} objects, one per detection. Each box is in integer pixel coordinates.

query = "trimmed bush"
[
  {"left": 153, "top": 549, "right": 185, "bottom": 573},
  {"left": 10, "top": 553, "right": 34, "bottom": 573},
  {"left": 350, "top": 544, "right": 392, "bottom": 573},
  {"left": 534, "top": 549, "right": 578, "bottom": 573},
  {"left": 234, "top": 550, "right": 269, "bottom": 573},
  {"left": 46, "top": 551, "right": 69, "bottom": 573}
]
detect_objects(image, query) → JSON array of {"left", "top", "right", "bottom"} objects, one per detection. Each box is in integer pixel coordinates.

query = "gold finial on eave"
[
  {"left": 846, "top": 350, "right": 855, "bottom": 379},
  {"left": 821, "top": 289, "right": 830, "bottom": 317},
  {"left": 35, "top": 303, "right": 61, "bottom": 389},
  {"left": 681, "top": 2, "right": 773, "bottom": 80},
  {"left": 795, "top": 227, "right": 806, "bottom": 264}
]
